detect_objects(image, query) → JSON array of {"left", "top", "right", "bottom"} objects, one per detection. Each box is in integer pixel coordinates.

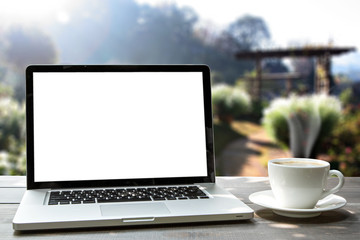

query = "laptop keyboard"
[{"left": 48, "top": 186, "right": 209, "bottom": 205}]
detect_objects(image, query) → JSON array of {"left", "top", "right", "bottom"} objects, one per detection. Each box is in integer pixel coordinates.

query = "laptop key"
[
  {"left": 177, "top": 197, "right": 188, "bottom": 200},
  {"left": 124, "top": 197, "right": 151, "bottom": 202},
  {"left": 188, "top": 196, "right": 199, "bottom": 199},
  {"left": 83, "top": 199, "right": 96, "bottom": 204},
  {"left": 97, "top": 198, "right": 120, "bottom": 203},
  {"left": 136, "top": 196, "right": 151, "bottom": 201},
  {"left": 97, "top": 196, "right": 152, "bottom": 203},
  {"left": 166, "top": 196, "right": 177, "bottom": 200},
  {"left": 48, "top": 186, "right": 208, "bottom": 205},
  {"left": 49, "top": 201, "right": 59, "bottom": 205},
  {"left": 153, "top": 197, "right": 166, "bottom": 201}
]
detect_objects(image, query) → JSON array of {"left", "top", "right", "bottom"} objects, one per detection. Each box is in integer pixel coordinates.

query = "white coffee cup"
[{"left": 268, "top": 158, "right": 344, "bottom": 209}]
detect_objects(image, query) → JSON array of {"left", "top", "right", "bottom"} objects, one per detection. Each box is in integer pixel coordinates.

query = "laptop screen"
[{"left": 26, "top": 65, "right": 215, "bottom": 189}]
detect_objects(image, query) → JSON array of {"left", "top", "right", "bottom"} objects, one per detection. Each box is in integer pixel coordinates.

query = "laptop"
[{"left": 13, "top": 65, "right": 253, "bottom": 231}]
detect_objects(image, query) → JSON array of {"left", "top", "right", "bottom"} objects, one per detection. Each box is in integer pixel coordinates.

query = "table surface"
[{"left": 1, "top": 176, "right": 359, "bottom": 239}]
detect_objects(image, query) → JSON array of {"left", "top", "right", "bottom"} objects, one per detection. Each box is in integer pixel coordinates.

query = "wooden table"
[{"left": 1, "top": 176, "right": 359, "bottom": 239}]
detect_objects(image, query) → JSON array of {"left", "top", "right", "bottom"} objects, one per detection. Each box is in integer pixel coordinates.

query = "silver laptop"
[{"left": 13, "top": 65, "right": 253, "bottom": 231}]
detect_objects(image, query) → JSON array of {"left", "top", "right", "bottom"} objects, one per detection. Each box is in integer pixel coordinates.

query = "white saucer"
[{"left": 249, "top": 190, "right": 346, "bottom": 218}]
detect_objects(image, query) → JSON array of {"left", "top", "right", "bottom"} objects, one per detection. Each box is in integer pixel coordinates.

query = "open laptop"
[{"left": 13, "top": 65, "right": 253, "bottom": 231}]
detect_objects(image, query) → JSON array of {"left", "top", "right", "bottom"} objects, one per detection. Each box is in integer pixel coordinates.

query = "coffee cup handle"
[{"left": 320, "top": 170, "right": 345, "bottom": 199}]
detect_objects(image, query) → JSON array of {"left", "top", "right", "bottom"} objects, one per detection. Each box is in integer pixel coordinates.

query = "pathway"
[{"left": 216, "top": 126, "right": 291, "bottom": 176}]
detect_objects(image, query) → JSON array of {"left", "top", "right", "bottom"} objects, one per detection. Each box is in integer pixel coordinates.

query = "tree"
[
  {"left": 125, "top": 3, "right": 201, "bottom": 64},
  {"left": 198, "top": 15, "right": 272, "bottom": 84},
  {"left": 4, "top": 26, "right": 57, "bottom": 71},
  {"left": 2, "top": 26, "right": 58, "bottom": 102},
  {"left": 226, "top": 15, "right": 271, "bottom": 51},
  {"left": 0, "top": 94, "right": 26, "bottom": 175}
]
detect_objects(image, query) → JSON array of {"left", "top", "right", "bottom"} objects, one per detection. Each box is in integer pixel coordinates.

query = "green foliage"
[
  {"left": 249, "top": 99, "right": 269, "bottom": 121},
  {"left": 262, "top": 98, "right": 291, "bottom": 148},
  {"left": 316, "top": 95, "right": 343, "bottom": 145},
  {"left": 262, "top": 94, "right": 342, "bottom": 155},
  {"left": 322, "top": 107, "right": 360, "bottom": 176},
  {"left": 212, "top": 84, "right": 251, "bottom": 122},
  {"left": 0, "top": 84, "right": 13, "bottom": 98},
  {"left": 0, "top": 97, "right": 26, "bottom": 175},
  {"left": 339, "top": 88, "right": 352, "bottom": 105},
  {"left": 339, "top": 87, "right": 360, "bottom": 107}
]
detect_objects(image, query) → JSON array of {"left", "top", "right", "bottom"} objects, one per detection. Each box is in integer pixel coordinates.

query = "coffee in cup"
[{"left": 268, "top": 158, "right": 344, "bottom": 209}]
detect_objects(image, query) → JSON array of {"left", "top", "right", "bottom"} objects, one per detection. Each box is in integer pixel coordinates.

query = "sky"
[
  {"left": 137, "top": 0, "right": 359, "bottom": 48},
  {"left": 0, "top": 0, "right": 359, "bottom": 73},
  {"left": 137, "top": 0, "right": 360, "bottom": 73}
]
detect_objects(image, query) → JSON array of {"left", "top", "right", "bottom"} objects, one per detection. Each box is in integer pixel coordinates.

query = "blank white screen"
[{"left": 33, "top": 72, "right": 208, "bottom": 182}]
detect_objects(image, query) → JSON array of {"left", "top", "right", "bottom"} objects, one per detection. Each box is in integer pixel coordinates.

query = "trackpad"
[{"left": 100, "top": 202, "right": 170, "bottom": 217}]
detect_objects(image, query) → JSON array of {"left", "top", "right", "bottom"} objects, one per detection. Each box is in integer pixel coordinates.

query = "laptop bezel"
[{"left": 26, "top": 65, "right": 215, "bottom": 190}]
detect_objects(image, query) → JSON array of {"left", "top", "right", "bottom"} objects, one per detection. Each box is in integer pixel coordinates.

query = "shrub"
[
  {"left": 322, "top": 107, "right": 360, "bottom": 176},
  {"left": 262, "top": 94, "right": 342, "bottom": 158},
  {"left": 0, "top": 97, "right": 26, "bottom": 175},
  {"left": 212, "top": 84, "right": 251, "bottom": 122}
]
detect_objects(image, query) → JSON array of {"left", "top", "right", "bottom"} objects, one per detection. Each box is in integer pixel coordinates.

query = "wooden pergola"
[{"left": 235, "top": 46, "right": 356, "bottom": 100}]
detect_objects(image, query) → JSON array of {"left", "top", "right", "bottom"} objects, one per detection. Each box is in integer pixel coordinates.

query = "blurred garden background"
[{"left": 1, "top": 0, "right": 360, "bottom": 176}]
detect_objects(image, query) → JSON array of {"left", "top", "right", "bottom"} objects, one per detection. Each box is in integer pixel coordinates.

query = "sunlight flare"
[{"left": 0, "top": 0, "right": 75, "bottom": 25}]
